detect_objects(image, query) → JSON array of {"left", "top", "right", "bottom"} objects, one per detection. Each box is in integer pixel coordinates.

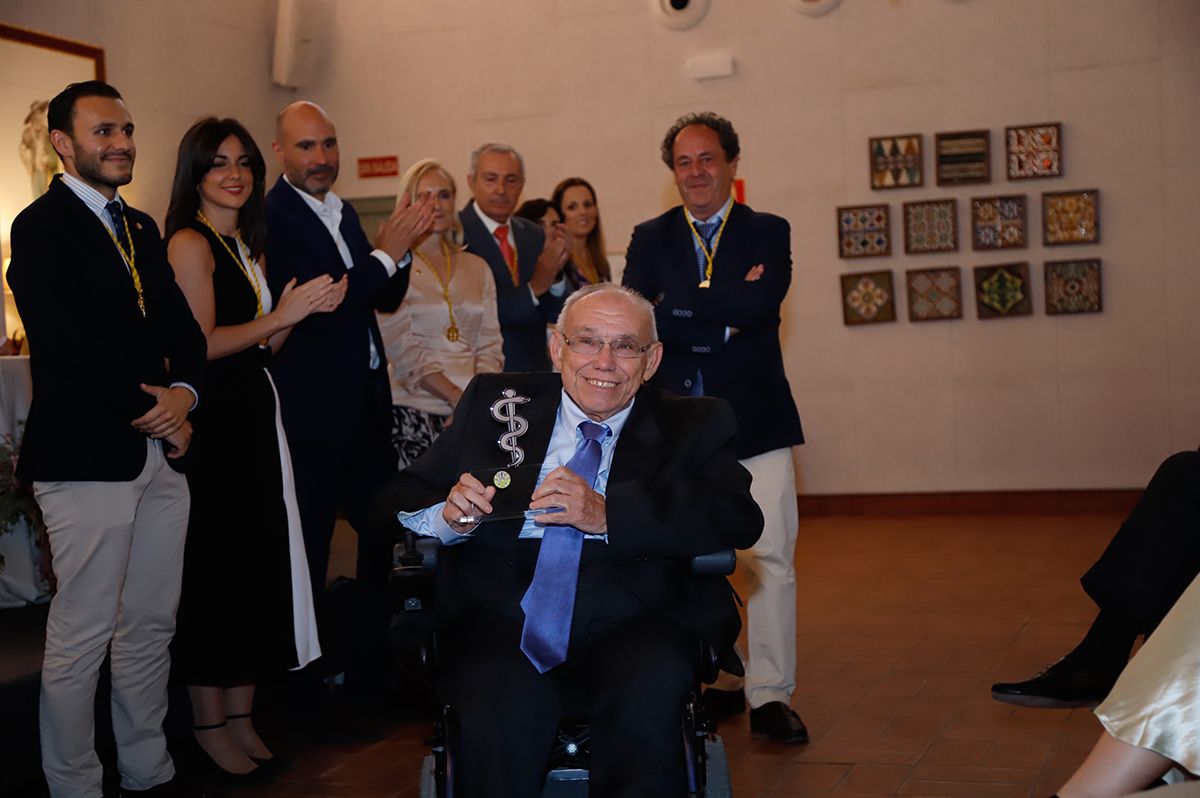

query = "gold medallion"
[
  {"left": 698, "top": 279, "right": 711, "bottom": 289},
  {"left": 492, "top": 470, "right": 512, "bottom": 490},
  {"left": 446, "top": 325, "right": 460, "bottom": 342}
]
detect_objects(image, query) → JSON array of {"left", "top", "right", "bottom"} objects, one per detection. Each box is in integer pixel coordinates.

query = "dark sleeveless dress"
[{"left": 172, "top": 222, "right": 319, "bottom": 686}]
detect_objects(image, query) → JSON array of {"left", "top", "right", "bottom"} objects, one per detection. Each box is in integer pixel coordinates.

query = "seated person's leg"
[
  {"left": 580, "top": 613, "right": 697, "bottom": 798},
  {"left": 441, "top": 614, "right": 562, "bottom": 798},
  {"left": 992, "top": 450, "right": 1200, "bottom": 709}
]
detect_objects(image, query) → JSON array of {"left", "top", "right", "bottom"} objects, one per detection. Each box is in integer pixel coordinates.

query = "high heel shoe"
[
  {"left": 224, "top": 712, "right": 296, "bottom": 774},
  {"left": 191, "top": 721, "right": 276, "bottom": 786}
]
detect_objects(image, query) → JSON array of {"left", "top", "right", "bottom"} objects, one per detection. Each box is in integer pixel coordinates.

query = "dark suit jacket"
[
  {"left": 622, "top": 202, "right": 804, "bottom": 460},
  {"left": 459, "top": 201, "right": 564, "bottom": 372},
  {"left": 265, "top": 176, "right": 409, "bottom": 448},
  {"left": 8, "top": 176, "right": 206, "bottom": 481},
  {"left": 376, "top": 372, "right": 763, "bottom": 669}
]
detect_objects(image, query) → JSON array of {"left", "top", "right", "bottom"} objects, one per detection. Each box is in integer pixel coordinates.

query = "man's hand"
[
  {"left": 744, "top": 263, "right": 764, "bottom": 282},
  {"left": 528, "top": 466, "right": 607, "bottom": 534},
  {"left": 163, "top": 420, "right": 193, "bottom": 459},
  {"left": 375, "top": 192, "right": 436, "bottom": 262},
  {"left": 529, "top": 225, "right": 570, "bottom": 295},
  {"left": 441, "top": 472, "right": 497, "bottom": 534},
  {"left": 131, "top": 384, "right": 193, "bottom": 438}
]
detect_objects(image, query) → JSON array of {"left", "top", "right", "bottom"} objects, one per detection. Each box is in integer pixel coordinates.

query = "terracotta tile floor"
[{"left": 248, "top": 512, "right": 1121, "bottom": 797}]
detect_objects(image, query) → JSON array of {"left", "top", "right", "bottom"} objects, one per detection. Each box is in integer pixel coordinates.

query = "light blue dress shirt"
[{"left": 399, "top": 389, "right": 635, "bottom": 544}]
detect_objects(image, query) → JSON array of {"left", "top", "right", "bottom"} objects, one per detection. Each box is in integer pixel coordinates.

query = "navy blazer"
[
  {"left": 265, "top": 176, "right": 408, "bottom": 446},
  {"left": 375, "top": 372, "right": 763, "bottom": 672},
  {"left": 459, "top": 201, "right": 563, "bottom": 372},
  {"left": 622, "top": 202, "right": 804, "bottom": 460},
  {"left": 8, "top": 176, "right": 206, "bottom": 480}
]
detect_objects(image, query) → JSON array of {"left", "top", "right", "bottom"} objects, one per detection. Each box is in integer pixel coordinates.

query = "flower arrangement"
[{"left": 0, "top": 430, "right": 46, "bottom": 573}]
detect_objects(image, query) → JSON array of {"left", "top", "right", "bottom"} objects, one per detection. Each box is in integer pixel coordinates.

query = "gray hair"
[
  {"left": 555, "top": 283, "right": 659, "bottom": 343},
  {"left": 468, "top": 142, "right": 525, "bottom": 179}
]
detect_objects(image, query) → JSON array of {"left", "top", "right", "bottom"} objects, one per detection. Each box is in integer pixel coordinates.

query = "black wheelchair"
[{"left": 389, "top": 533, "right": 735, "bottom": 797}]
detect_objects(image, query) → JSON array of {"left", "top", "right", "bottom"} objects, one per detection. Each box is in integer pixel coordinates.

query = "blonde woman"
[{"left": 378, "top": 159, "right": 504, "bottom": 468}]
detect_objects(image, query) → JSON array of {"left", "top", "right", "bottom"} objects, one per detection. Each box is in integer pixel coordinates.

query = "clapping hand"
[
  {"left": 530, "top": 225, "right": 570, "bottom": 295},
  {"left": 376, "top": 192, "right": 436, "bottom": 262}
]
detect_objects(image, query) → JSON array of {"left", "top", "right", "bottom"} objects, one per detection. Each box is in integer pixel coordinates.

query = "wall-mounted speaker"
[{"left": 271, "top": 0, "right": 329, "bottom": 88}]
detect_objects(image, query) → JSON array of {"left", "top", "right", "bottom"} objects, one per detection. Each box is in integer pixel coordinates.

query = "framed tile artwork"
[
  {"left": 837, "top": 204, "right": 891, "bottom": 258},
  {"left": 1043, "top": 189, "right": 1099, "bottom": 245},
  {"left": 971, "top": 194, "right": 1027, "bottom": 250},
  {"left": 974, "top": 262, "right": 1032, "bottom": 319},
  {"left": 935, "top": 129, "right": 990, "bottom": 185},
  {"left": 1045, "top": 259, "right": 1102, "bottom": 314},
  {"left": 870, "top": 134, "right": 922, "bottom": 189},
  {"left": 906, "top": 267, "right": 962, "bottom": 322},
  {"left": 1006, "top": 123, "right": 1062, "bottom": 179},
  {"left": 840, "top": 271, "right": 896, "bottom": 325},
  {"left": 903, "top": 199, "right": 958, "bottom": 254}
]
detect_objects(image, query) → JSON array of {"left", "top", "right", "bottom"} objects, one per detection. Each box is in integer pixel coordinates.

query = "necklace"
[
  {"left": 195, "top": 211, "right": 264, "bottom": 318},
  {"left": 687, "top": 206, "right": 733, "bottom": 288},
  {"left": 104, "top": 215, "right": 144, "bottom": 316},
  {"left": 414, "top": 237, "right": 460, "bottom": 342}
]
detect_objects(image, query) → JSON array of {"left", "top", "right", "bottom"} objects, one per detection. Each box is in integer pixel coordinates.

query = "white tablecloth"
[{"left": 0, "top": 355, "right": 50, "bottom": 608}]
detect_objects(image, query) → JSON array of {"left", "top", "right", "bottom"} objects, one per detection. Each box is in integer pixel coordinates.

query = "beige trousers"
[
  {"left": 35, "top": 441, "right": 189, "bottom": 798},
  {"left": 715, "top": 447, "right": 799, "bottom": 708}
]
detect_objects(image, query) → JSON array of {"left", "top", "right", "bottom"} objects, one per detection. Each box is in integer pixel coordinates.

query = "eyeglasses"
[{"left": 561, "top": 334, "right": 654, "bottom": 359}]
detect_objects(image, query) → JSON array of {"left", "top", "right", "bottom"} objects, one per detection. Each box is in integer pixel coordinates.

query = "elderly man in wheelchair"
[{"left": 376, "top": 284, "right": 764, "bottom": 797}]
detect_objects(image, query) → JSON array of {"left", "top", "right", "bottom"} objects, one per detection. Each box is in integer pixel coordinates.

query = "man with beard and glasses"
[
  {"left": 8, "top": 80, "right": 206, "bottom": 797},
  {"left": 265, "top": 102, "right": 434, "bottom": 730}
]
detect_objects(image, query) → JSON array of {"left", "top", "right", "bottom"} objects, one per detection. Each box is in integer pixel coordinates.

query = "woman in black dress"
[{"left": 165, "top": 117, "right": 345, "bottom": 780}]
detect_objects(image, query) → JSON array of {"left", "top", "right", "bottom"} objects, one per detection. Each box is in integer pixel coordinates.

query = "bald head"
[{"left": 273, "top": 101, "right": 339, "bottom": 199}]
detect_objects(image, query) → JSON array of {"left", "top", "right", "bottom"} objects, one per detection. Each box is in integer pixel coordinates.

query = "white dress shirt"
[{"left": 284, "top": 177, "right": 411, "bottom": 369}]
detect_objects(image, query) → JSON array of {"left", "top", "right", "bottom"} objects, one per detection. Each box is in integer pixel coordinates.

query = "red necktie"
[{"left": 494, "top": 224, "right": 518, "bottom": 286}]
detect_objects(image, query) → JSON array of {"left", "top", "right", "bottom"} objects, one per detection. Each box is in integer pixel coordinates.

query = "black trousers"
[
  {"left": 440, "top": 543, "right": 699, "bottom": 798},
  {"left": 1080, "top": 450, "right": 1200, "bottom": 635},
  {"left": 288, "top": 379, "right": 398, "bottom": 693}
]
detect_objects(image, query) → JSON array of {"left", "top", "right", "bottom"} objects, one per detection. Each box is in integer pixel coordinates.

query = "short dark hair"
[
  {"left": 513, "top": 198, "right": 559, "bottom": 224},
  {"left": 47, "top": 81, "right": 123, "bottom": 136},
  {"left": 165, "top": 117, "right": 268, "bottom": 260},
  {"left": 659, "top": 111, "right": 740, "bottom": 168}
]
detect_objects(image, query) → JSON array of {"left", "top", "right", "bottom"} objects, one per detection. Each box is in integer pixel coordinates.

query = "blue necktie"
[
  {"left": 693, "top": 219, "right": 719, "bottom": 281},
  {"left": 106, "top": 201, "right": 130, "bottom": 251},
  {"left": 519, "top": 420, "right": 609, "bottom": 673}
]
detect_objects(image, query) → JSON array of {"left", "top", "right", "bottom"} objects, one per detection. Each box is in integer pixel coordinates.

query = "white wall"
[
  {"left": 0, "top": 0, "right": 294, "bottom": 225},
  {"left": 3, "top": 0, "right": 1197, "bottom": 493}
]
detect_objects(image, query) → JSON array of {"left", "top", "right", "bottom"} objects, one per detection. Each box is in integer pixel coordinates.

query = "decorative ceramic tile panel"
[
  {"left": 971, "top": 194, "right": 1027, "bottom": 250},
  {"left": 1006, "top": 123, "right": 1062, "bottom": 179},
  {"left": 840, "top": 271, "right": 896, "bottom": 325},
  {"left": 903, "top": 199, "right": 958, "bottom": 254},
  {"left": 1045, "top": 259, "right": 1102, "bottom": 314},
  {"left": 906, "top": 267, "right": 962, "bottom": 322},
  {"left": 974, "top": 262, "right": 1032, "bottom": 319},
  {"left": 936, "top": 129, "right": 990, "bottom": 185},
  {"left": 1043, "top": 189, "right": 1100, "bottom": 245},
  {"left": 837, "top": 204, "right": 891, "bottom": 258},
  {"left": 870, "top": 134, "right": 923, "bottom": 189}
]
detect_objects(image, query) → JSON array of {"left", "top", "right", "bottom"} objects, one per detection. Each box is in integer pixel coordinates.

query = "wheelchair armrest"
[
  {"left": 690, "top": 549, "right": 735, "bottom": 577},
  {"left": 414, "top": 535, "right": 443, "bottom": 573}
]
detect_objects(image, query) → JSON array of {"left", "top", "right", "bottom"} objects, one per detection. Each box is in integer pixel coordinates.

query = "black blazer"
[
  {"left": 8, "top": 176, "right": 206, "bottom": 481},
  {"left": 265, "top": 177, "right": 408, "bottom": 446},
  {"left": 622, "top": 202, "right": 804, "bottom": 460},
  {"left": 459, "top": 201, "right": 564, "bottom": 372},
  {"left": 375, "top": 372, "right": 763, "bottom": 668}
]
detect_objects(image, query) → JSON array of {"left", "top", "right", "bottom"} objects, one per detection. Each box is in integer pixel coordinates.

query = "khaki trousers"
[
  {"left": 715, "top": 447, "right": 799, "bottom": 708},
  {"left": 35, "top": 441, "right": 189, "bottom": 797}
]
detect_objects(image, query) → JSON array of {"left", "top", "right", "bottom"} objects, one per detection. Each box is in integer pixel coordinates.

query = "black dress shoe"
[
  {"left": 991, "top": 656, "right": 1120, "bottom": 709},
  {"left": 119, "top": 779, "right": 178, "bottom": 797},
  {"left": 748, "top": 701, "right": 809, "bottom": 743},
  {"left": 699, "top": 687, "right": 746, "bottom": 723}
]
